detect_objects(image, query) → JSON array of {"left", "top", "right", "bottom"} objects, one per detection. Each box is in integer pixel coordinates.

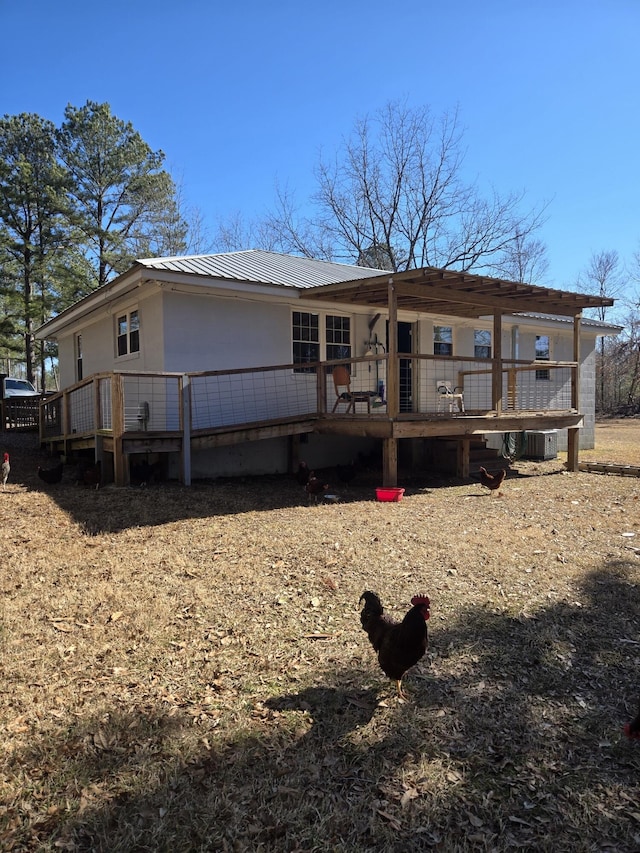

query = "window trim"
[
  {"left": 292, "top": 310, "right": 352, "bottom": 373},
  {"left": 76, "top": 333, "right": 83, "bottom": 381},
  {"left": 116, "top": 309, "right": 140, "bottom": 359},
  {"left": 433, "top": 325, "right": 453, "bottom": 357},
  {"left": 535, "top": 334, "right": 550, "bottom": 380},
  {"left": 474, "top": 329, "right": 492, "bottom": 359},
  {"left": 292, "top": 310, "right": 320, "bottom": 373}
]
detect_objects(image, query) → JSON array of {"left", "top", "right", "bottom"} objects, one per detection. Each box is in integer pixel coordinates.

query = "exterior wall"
[
  {"left": 162, "top": 290, "right": 292, "bottom": 372},
  {"left": 57, "top": 335, "right": 77, "bottom": 390},
  {"left": 171, "top": 433, "right": 377, "bottom": 480},
  {"left": 57, "top": 290, "right": 165, "bottom": 388},
  {"left": 161, "top": 290, "right": 380, "bottom": 373},
  {"left": 485, "top": 330, "right": 599, "bottom": 453}
]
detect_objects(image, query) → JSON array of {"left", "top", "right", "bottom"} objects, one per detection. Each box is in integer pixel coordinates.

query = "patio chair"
[
  {"left": 437, "top": 380, "right": 465, "bottom": 413},
  {"left": 331, "top": 365, "right": 375, "bottom": 414}
]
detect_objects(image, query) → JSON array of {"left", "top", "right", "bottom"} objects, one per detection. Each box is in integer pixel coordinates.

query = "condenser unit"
[{"left": 525, "top": 430, "right": 558, "bottom": 460}]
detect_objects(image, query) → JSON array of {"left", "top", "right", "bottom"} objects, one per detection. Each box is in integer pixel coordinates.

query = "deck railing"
[
  {"left": 40, "top": 372, "right": 183, "bottom": 442},
  {"left": 39, "top": 355, "right": 579, "bottom": 443}
]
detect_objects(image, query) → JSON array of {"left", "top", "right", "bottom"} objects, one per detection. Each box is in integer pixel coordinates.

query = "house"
[{"left": 35, "top": 250, "right": 617, "bottom": 486}]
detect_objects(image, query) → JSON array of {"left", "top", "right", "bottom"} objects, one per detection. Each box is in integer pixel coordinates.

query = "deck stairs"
[{"left": 431, "top": 437, "right": 507, "bottom": 476}]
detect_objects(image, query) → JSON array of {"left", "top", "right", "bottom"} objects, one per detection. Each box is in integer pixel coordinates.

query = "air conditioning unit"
[{"left": 525, "top": 430, "right": 558, "bottom": 460}]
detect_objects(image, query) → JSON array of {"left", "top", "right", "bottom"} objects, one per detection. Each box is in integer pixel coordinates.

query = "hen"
[
  {"left": 478, "top": 466, "right": 506, "bottom": 497},
  {"left": 2, "top": 452, "right": 9, "bottom": 490},
  {"left": 38, "top": 460, "right": 64, "bottom": 485},
  {"left": 359, "top": 590, "right": 430, "bottom": 699},
  {"left": 624, "top": 700, "right": 640, "bottom": 740},
  {"left": 305, "top": 473, "right": 328, "bottom": 503},
  {"left": 77, "top": 459, "right": 101, "bottom": 489},
  {"left": 336, "top": 459, "right": 358, "bottom": 488},
  {"left": 295, "top": 461, "right": 310, "bottom": 487}
]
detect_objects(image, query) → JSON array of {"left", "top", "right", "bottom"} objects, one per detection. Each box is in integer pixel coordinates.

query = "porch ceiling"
[{"left": 305, "top": 266, "right": 614, "bottom": 319}]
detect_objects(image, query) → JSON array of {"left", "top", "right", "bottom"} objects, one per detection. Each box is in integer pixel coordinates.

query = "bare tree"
[
  {"left": 211, "top": 211, "right": 262, "bottom": 254},
  {"left": 580, "top": 250, "right": 626, "bottom": 321},
  {"left": 250, "top": 101, "right": 547, "bottom": 272},
  {"left": 578, "top": 250, "right": 628, "bottom": 411},
  {"left": 488, "top": 232, "right": 550, "bottom": 284}
]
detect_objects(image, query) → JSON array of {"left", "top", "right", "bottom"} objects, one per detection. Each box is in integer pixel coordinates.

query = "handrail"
[{"left": 39, "top": 352, "right": 582, "bottom": 445}]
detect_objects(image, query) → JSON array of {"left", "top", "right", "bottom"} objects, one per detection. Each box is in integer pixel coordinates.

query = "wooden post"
[
  {"left": 492, "top": 312, "right": 503, "bottom": 413},
  {"left": 567, "top": 427, "right": 580, "bottom": 472},
  {"left": 572, "top": 312, "right": 581, "bottom": 412},
  {"left": 382, "top": 279, "right": 399, "bottom": 487},
  {"left": 181, "top": 374, "right": 191, "bottom": 486},
  {"left": 457, "top": 437, "right": 470, "bottom": 479},
  {"left": 566, "top": 313, "right": 582, "bottom": 472},
  {"left": 386, "top": 280, "right": 398, "bottom": 418},
  {"left": 289, "top": 434, "right": 301, "bottom": 474},
  {"left": 62, "top": 390, "right": 71, "bottom": 460},
  {"left": 382, "top": 436, "right": 398, "bottom": 487},
  {"left": 111, "top": 373, "right": 126, "bottom": 486}
]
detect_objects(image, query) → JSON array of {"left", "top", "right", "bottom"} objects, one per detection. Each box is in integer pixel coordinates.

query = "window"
[
  {"left": 434, "top": 325, "right": 453, "bottom": 356},
  {"left": 474, "top": 329, "right": 491, "bottom": 359},
  {"left": 292, "top": 312, "right": 352, "bottom": 373},
  {"left": 76, "top": 334, "right": 83, "bottom": 381},
  {"left": 326, "top": 315, "right": 351, "bottom": 364},
  {"left": 535, "top": 334, "right": 550, "bottom": 380},
  {"left": 292, "top": 311, "right": 319, "bottom": 373},
  {"left": 117, "top": 310, "right": 140, "bottom": 357}
]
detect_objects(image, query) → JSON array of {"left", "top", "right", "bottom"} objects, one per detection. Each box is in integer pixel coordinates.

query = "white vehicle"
[{"left": 3, "top": 378, "right": 40, "bottom": 398}]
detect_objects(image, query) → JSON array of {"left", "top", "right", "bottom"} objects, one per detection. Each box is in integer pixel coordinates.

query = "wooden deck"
[{"left": 30, "top": 353, "right": 586, "bottom": 487}]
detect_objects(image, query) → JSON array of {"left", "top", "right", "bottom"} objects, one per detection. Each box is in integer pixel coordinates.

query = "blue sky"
[{"left": 2, "top": 0, "right": 639, "bottom": 297}]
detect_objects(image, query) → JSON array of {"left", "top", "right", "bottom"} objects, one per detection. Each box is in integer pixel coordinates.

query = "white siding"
[{"left": 162, "top": 291, "right": 291, "bottom": 372}]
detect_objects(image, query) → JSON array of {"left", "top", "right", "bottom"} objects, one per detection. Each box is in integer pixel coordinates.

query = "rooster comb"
[{"left": 411, "top": 594, "right": 430, "bottom": 606}]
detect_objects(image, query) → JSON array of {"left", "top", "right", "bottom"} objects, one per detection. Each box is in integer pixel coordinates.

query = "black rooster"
[
  {"left": 336, "top": 459, "right": 358, "bottom": 488},
  {"left": 359, "top": 590, "right": 430, "bottom": 699},
  {"left": 38, "top": 460, "right": 64, "bottom": 485}
]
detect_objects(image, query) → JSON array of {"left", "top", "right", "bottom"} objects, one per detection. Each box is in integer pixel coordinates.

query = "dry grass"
[
  {"left": 1, "top": 421, "right": 639, "bottom": 852},
  {"left": 575, "top": 418, "right": 640, "bottom": 466}
]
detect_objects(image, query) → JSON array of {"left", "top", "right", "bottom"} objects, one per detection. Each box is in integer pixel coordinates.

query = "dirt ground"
[{"left": 0, "top": 420, "right": 639, "bottom": 852}]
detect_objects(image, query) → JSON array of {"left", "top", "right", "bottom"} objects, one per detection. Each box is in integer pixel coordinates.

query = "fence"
[{"left": 38, "top": 356, "right": 579, "bottom": 443}]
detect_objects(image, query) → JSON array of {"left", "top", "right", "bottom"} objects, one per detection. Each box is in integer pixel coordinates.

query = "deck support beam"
[
  {"left": 386, "top": 279, "right": 398, "bottom": 419},
  {"left": 492, "top": 312, "right": 503, "bottom": 413},
  {"left": 567, "top": 427, "right": 580, "bottom": 471},
  {"left": 381, "top": 279, "right": 400, "bottom": 487},
  {"left": 181, "top": 374, "right": 191, "bottom": 486},
  {"left": 457, "top": 437, "right": 471, "bottom": 479},
  {"left": 382, "top": 437, "right": 398, "bottom": 487},
  {"left": 112, "top": 373, "right": 127, "bottom": 486},
  {"left": 566, "top": 313, "right": 582, "bottom": 473}
]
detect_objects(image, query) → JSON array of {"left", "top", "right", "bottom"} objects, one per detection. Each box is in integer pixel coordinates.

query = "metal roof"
[
  {"left": 37, "top": 250, "right": 616, "bottom": 340},
  {"left": 136, "top": 249, "right": 381, "bottom": 289},
  {"left": 138, "top": 251, "right": 613, "bottom": 318},
  {"left": 510, "top": 312, "right": 621, "bottom": 332}
]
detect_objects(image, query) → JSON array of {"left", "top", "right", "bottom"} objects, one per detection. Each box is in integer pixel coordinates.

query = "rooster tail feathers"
[
  {"left": 359, "top": 590, "right": 383, "bottom": 630},
  {"left": 359, "top": 590, "right": 383, "bottom": 614}
]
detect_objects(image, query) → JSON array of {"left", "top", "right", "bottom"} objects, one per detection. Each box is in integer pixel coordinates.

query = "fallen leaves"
[{"left": 1, "top": 431, "right": 640, "bottom": 852}]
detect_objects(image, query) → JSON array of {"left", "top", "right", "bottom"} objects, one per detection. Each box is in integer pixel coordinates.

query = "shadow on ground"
[{"left": 4, "top": 564, "right": 639, "bottom": 851}]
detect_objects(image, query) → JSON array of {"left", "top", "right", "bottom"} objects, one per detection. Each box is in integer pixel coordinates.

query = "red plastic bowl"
[{"left": 376, "top": 487, "right": 405, "bottom": 502}]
